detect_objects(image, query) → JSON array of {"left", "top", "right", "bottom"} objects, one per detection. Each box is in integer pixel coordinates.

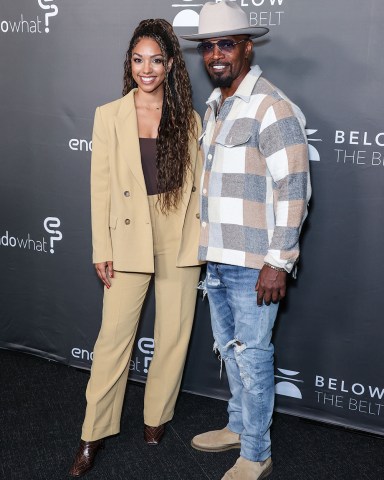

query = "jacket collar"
[{"left": 206, "top": 65, "right": 263, "bottom": 108}]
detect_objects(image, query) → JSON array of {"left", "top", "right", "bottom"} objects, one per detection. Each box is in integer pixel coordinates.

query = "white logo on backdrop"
[
  {"left": 43, "top": 217, "right": 63, "bottom": 253},
  {"left": 71, "top": 347, "right": 93, "bottom": 361},
  {"left": 315, "top": 375, "right": 384, "bottom": 417},
  {"left": 69, "top": 138, "right": 92, "bottom": 152},
  {"left": 0, "top": 0, "right": 58, "bottom": 34},
  {"left": 334, "top": 129, "right": 384, "bottom": 167},
  {"left": 138, "top": 337, "right": 154, "bottom": 374},
  {"left": 71, "top": 337, "right": 155, "bottom": 373},
  {"left": 306, "top": 129, "right": 322, "bottom": 162},
  {"left": 172, "top": 0, "right": 202, "bottom": 27},
  {"left": 0, "top": 218, "right": 62, "bottom": 254},
  {"left": 37, "top": 0, "right": 58, "bottom": 33},
  {"left": 275, "top": 368, "right": 304, "bottom": 399},
  {"left": 172, "top": 0, "right": 286, "bottom": 31}
]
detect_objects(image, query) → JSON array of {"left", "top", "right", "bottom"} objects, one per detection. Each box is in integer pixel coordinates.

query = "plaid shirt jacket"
[{"left": 198, "top": 65, "right": 311, "bottom": 273}]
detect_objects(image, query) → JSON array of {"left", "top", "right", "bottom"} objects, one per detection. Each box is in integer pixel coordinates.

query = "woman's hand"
[{"left": 94, "top": 261, "right": 114, "bottom": 288}]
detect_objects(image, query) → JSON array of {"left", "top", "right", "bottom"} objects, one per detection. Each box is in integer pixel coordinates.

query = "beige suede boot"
[
  {"left": 191, "top": 427, "right": 241, "bottom": 452},
  {"left": 221, "top": 456, "right": 272, "bottom": 480}
]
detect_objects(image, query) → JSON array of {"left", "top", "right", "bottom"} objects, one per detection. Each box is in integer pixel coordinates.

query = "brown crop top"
[{"left": 139, "top": 138, "right": 159, "bottom": 196}]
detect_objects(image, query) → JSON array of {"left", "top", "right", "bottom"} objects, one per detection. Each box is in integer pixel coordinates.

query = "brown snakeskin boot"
[
  {"left": 69, "top": 439, "right": 105, "bottom": 477},
  {"left": 144, "top": 424, "right": 165, "bottom": 445}
]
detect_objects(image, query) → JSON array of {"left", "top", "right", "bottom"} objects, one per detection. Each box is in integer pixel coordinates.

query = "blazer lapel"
[{"left": 114, "top": 90, "right": 147, "bottom": 194}]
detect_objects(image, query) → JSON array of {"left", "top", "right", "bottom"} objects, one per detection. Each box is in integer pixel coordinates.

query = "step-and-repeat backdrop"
[{"left": 1, "top": 0, "right": 384, "bottom": 436}]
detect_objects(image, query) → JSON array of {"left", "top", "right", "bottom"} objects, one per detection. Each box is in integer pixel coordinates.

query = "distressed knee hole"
[
  {"left": 197, "top": 278, "right": 207, "bottom": 300},
  {"left": 213, "top": 340, "right": 220, "bottom": 356},
  {"left": 206, "top": 272, "right": 220, "bottom": 287},
  {"left": 234, "top": 340, "right": 246, "bottom": 353},
  {"left": 233, "top": 341, "right": 252, "bottom": 389},
  {"left": 212, "top": 341, "right": 225, "bottom": 379}
]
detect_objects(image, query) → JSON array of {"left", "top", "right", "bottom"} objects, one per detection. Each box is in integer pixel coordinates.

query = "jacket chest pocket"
[
  {"left": 216, "top": 131, "right": 251, "bottom": 148},
  {"left": 215, "top": 118, "right": 258, "bottom": 148}
]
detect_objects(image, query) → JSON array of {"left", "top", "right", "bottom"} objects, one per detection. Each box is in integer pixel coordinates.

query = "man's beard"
[
  {"left": 211, "top": 74, "right": 234, "bottom": 88},
  {"left": 208, "top": 63, "right": 233, "bottom": 88}
]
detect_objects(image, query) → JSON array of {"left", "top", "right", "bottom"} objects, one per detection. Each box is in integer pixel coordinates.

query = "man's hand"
[
  {"left": 255, "top": 264, "right": 287, "bottom": 306},
  {"left": 95, "top": 261, "right": 114, "bottom": 288}
]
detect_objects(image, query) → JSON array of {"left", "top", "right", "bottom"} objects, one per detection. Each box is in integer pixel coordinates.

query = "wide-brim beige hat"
[{"left": 181, "top": 0, "right": 269, "bottom": 41}]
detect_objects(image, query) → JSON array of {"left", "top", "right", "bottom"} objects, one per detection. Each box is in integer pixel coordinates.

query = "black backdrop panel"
[{"left": 1, "top": 0, "right": 384, "bottom": 435}]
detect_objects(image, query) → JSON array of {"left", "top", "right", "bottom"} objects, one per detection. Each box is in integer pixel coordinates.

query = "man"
[{"left": 182, "top": 1, "right": 311, "bottom": 479}]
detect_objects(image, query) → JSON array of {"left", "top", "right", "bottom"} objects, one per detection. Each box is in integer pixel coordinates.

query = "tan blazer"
[{"left": 90, "top": 89, "right": 203, "bottom": 273}]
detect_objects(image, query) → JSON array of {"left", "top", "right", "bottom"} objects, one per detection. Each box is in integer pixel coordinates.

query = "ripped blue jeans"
[{"left": 206, "top": 262, "right": 279, "bottom": 462}]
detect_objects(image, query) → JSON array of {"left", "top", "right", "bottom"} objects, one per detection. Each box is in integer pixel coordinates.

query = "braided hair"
[{"left": 122, "top": 19, "right": 197, "bottom": 213}]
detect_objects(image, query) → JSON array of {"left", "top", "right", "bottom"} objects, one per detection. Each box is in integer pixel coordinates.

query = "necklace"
[
  {"left": 137, "top": 102, "right": 162, "bottom": 111},
  {"left": 134, "top": 92, "right": 163, "bottom": 111}
]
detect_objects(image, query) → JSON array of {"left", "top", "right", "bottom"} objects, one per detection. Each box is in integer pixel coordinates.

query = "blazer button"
[
  {"left": 125, "top": 219, "right": 131, "bottom": 225},
  {"left": 192, "top": 186, "right": 196, "bottom": 192},
  {"left": 195, "top": 213, "right": 200, "bottom": 219},
  {"left": 124, "top": 191, "right": 130, "bottom": 197}
]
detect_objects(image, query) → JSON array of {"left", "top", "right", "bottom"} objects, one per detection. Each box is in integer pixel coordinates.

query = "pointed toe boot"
[
  {"left": 69, "top": 439, "right": 105, "bottom": 477},
  {"left": 144, "top": 424, "right": 165, "bottom": 445}
]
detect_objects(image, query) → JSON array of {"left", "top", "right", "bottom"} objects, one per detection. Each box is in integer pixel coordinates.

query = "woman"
[{"left": 69, "top": 19, "right": 202, "bottom": 477}]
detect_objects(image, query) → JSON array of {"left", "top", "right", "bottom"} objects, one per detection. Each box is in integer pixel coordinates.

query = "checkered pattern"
[{"left": 198, "top": 65, "right": 311, "bottom": 272}]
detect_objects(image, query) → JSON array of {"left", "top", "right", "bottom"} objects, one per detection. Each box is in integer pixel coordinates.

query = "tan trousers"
[{"left": 82, "top": 195, "right": 201, "bottom": 441}]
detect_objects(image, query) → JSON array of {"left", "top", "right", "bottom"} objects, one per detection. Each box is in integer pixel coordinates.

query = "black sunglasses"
[{"left": 197, "top": 39, "right": 247, "bottom": 57}]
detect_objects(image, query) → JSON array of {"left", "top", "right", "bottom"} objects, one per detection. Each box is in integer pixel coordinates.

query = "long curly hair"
[{"left": 122, "top": 19, "right": 197, "bottom": 213}]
